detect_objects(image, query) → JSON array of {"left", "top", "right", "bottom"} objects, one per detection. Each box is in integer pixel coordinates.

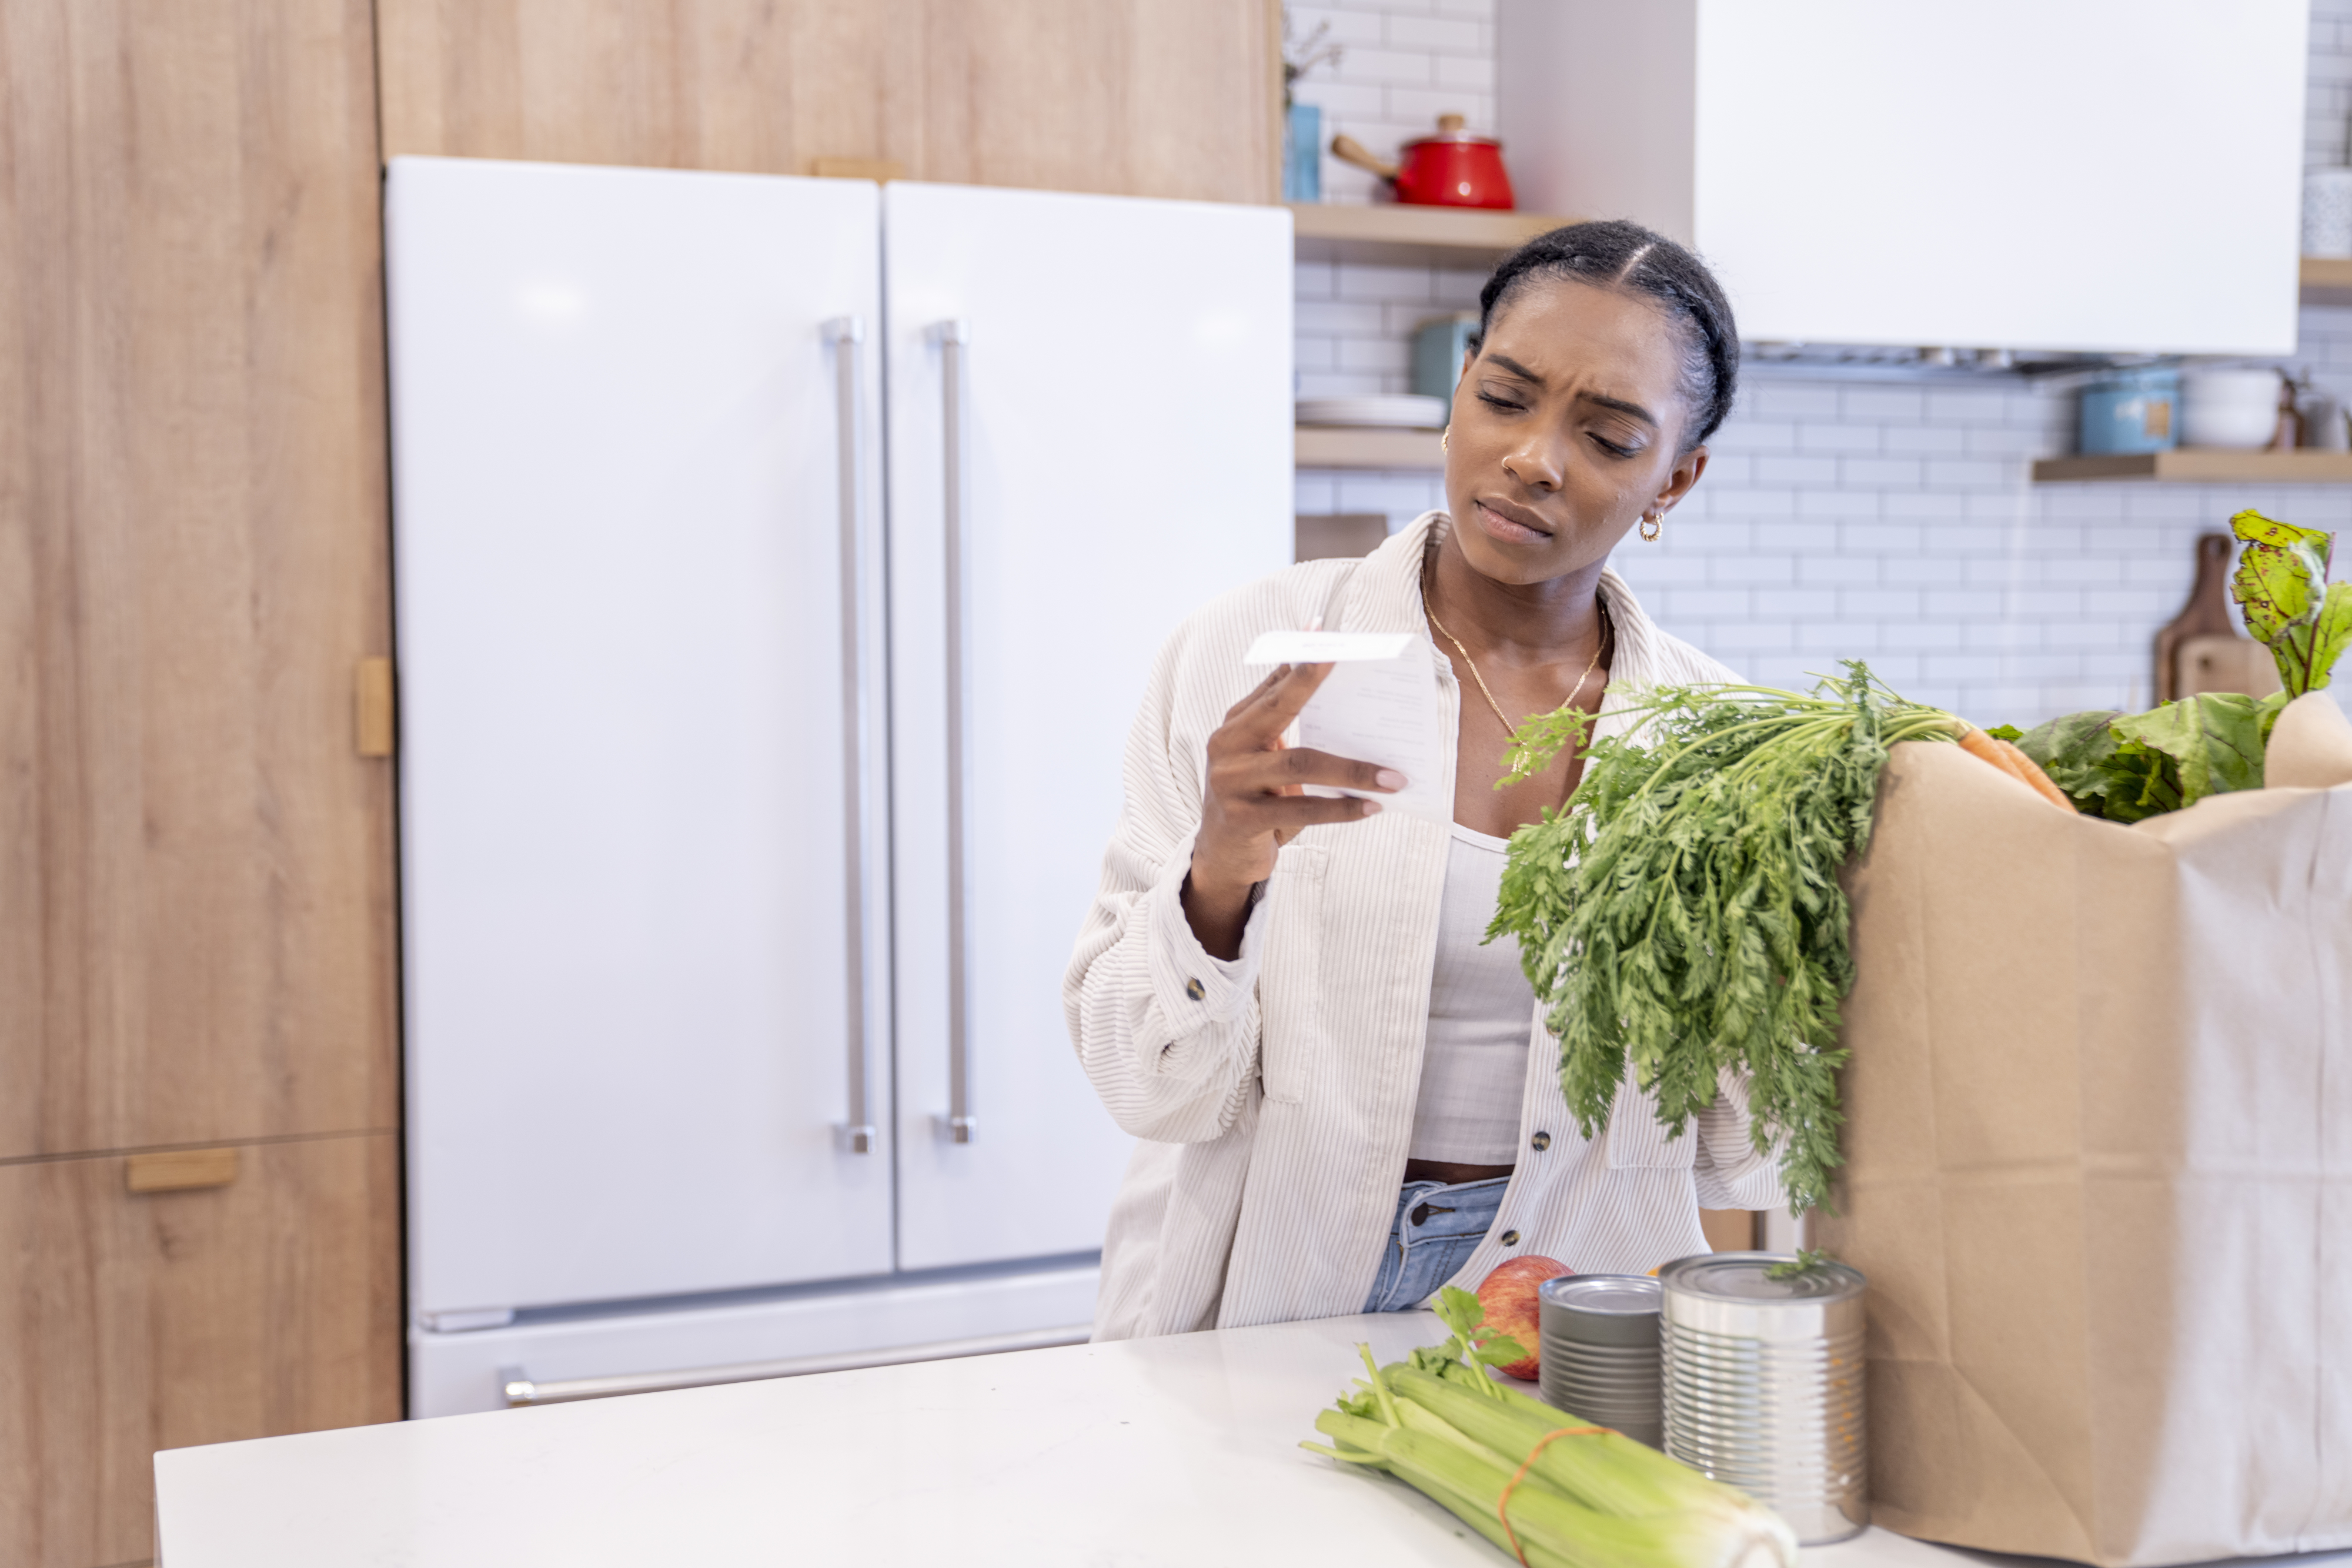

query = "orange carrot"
[
  {"left": 1953, "top": 724, "right": 2077, "bottom": 812},
  {"left": 1994, "top": 737, "right": 2079, "bottom": 813},
  {"left": 1955, "top": 724, "right": 2029, "bottom": 783}
]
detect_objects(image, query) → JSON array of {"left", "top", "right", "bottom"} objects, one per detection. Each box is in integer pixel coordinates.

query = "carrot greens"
[{"left": 1487, "top": 662, "right": 1960, "bottom": 1216}]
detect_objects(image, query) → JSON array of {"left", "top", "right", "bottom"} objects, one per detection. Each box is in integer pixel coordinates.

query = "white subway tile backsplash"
[
  {"left": 1881, "top": 621, "right": 1966, "bottom": 651},
  {"left": 1707, "top": 554, "right": 1797, "bottom": 586},
  {"left": 1435, "top": 52, "right": 1499, "bottom": 91},
  {"left": 1839, "top": 457, "right": 1923, "bottom": 487},
  {"left": 1386, "top": 14, "right": 1484, "bottom": 53},
  {"left": 1922, "top": 458, "right": 2010, "bottom": 490},
  {"left": 1696, "top": 488, "right": 1795, "bottom": 518},
  {"left": 1334, "top": 46, "right": 1436, "bottom": 84},
  {"left": 1338, "top": 336, "right": 1411, "bottom": 372},
  {"left": 1839, "top": 387, "right": 1925, "bottom": 423},
  {"left": 1798, "top": 556, "right": 1882, "bottom": 586},
  {"left": 1755, "top": 455, "right": 1840, "bottom": 487},
  {"left": 1336, "top": 263, "right": 1440, "bottom": 303},
  {"left": 1707, "top": 621, "right": 1799, "bottom": 652},
  {"left": 1840, "top": 588, "right": 1926, "bottom": 618},
  {"left": 1288, "top": 0, "right": 2352, "bottom": 726},
  {"left": 1298, "top": 300, "right": 1388, "bottom": 335},
  {"left": 1750, "top": 520, "right": 1838, "bottom": 552},
  {"left": 1752, "top": 587, "right": 1838, "bottom": 617},
  {"left": 1924, "top": 589, "right": 2004, "bottom": 618},
  {"left": 1800, "top": 490, "right": 1883, "bottom": 520},
  {"left": 1796, "top": 423, "right": 1883, "bottom": 454},
  {"left": 1749, "top": 384, "right": 1842, "bottom": 421},
  {"left": 1922, "top": 390, "right": 2009, "bottom": 425},
  {"left": 1389, "top": 86, "right": 1492, "bottom": 126},
  {"left": 1706, "top": 419, "right": 1798, "bottom": 454}
]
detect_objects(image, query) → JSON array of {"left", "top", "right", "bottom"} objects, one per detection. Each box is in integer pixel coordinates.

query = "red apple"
[{"left": 1476, "top": 1255, "right": 1571, "bottom": 1381}]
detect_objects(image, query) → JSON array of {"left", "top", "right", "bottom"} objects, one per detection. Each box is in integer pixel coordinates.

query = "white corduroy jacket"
[{"left": 1065, "top": 513, "right": 1785, "bottom": 1340}]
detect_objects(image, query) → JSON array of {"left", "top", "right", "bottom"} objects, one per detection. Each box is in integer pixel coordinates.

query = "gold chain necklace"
[{"left": 1424, "top": 591, "right": 1611, "bottom": 741}]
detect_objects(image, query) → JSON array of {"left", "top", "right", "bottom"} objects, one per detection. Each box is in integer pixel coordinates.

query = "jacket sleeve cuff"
[{"left": 1145, "top": 858, "right": 1266, "bottom": 1026}]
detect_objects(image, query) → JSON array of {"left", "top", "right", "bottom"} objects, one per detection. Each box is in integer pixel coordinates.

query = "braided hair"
[{"left": 1470, "top": 219, "right": 1739, "bottom": 452}]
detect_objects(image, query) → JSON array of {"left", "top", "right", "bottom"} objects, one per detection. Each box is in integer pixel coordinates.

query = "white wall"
[{"left": 1291, "top": 0, "right": 2352, "bottom": 727}]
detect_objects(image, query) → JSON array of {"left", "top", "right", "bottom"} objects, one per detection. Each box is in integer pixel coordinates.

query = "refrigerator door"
[
  {"left": 389, "top": 158, "right": 893, "bottom": 1318},
  {"left": 883, "top": 183, "right": 1293, "bottom": 1271}
]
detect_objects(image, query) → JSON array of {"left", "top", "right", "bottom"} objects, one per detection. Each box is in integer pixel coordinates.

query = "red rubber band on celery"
[{"left": 1496, "top": 1425, "right": 1611, "bottom": 1566}]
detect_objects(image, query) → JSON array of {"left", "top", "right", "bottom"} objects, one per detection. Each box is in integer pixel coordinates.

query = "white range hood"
[{"left": 1497, "top": 0, "right": 2308, "bottom": 356}]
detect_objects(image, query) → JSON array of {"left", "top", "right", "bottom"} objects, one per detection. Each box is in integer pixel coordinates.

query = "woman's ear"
[{"left": 1652, "top": 447, "right": 1709, "bottom": 515}]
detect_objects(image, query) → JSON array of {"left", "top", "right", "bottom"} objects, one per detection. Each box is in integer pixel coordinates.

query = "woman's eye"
[
  {"left": 1591, "top": 433, "right": 1641, "bottom": 459},
  {"left": 1475, "top": 390, "right": 1524, "bottom": 413}
]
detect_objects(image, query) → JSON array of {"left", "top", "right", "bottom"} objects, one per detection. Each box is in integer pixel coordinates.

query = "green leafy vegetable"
[
  {"left": 1763, "top": 1248, "right": 1833, "bottom": 1282},
  {"left": 1425, "top": 1285, "right": 1529, "bottom": 1390},
  {"left": 1490, "top": 661, "right": 1962, "bottom": 1216},
  {"left": 2007, "top": 511, "right": 2349, "bottom": 824},
  {"left": 2017, "top": 696, "right": 2274, "bottom": 822},
  {"left": 2013, "top": 709, "right": 2127, "bottom": 813},
  {"left": 2110, "top": 693, "right": 2267, "bottom": 801},
  {"left": 2231, "top": 509, "right": 2349, "bottom": 695},
  {"left": 1303, "top": 1320, "right": 1798, "bottom": 1567}
]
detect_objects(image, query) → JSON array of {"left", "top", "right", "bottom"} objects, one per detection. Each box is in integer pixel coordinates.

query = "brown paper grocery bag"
[{"left": 1815, "top": 693, "right": 2352, "bottom": 1566}]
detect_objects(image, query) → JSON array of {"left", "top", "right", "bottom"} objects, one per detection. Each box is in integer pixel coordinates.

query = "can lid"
[
  {"left": 1539, "top": 1275, "right": 1663, "bottom": 1346},
  {"left": 1539, "top": 1274, "right": 1661, "bottom": 1315},
  {"left": 1658, "top": 1251, "right": 1866, "bottom": 1305}
]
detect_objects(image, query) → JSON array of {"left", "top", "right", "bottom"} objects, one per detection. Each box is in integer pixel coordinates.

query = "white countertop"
[{"left": 155, "top": 1311, "right": 2351, "bottom": 1567}]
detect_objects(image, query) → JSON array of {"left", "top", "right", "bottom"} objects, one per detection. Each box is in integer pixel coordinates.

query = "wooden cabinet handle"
[
  {"left": 126, "top": 1146, "right": 240, "bottom": 1193},
  {"left": 356, "top": 657, "right": 395, "bottom": 757}
]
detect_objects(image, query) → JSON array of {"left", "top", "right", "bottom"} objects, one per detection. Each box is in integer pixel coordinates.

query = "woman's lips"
[{"left": 1475, "top": 499, "right": 1552, "bottom": 546}]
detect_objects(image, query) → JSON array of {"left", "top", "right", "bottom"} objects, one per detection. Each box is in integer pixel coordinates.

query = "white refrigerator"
[{"left": 386, "top": 158, "right": 1291, "bottom": 1417}]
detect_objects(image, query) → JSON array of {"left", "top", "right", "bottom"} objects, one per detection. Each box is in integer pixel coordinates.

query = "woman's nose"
[{"left": 1500, "top": 438, "right": 1565, "bottom": 493}]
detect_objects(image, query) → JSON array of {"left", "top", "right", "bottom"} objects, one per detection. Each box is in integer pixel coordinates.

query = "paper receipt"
[{"left": 1240, "top": 629, "right": 1447, "bottom": 822}]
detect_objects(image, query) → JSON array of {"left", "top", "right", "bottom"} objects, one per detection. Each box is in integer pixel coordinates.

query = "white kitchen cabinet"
[
  {"left": 387, "top": 159, "right": 1290, "bottom": 1416},
  {"left": 1496, "top": 0, "right": 2308, "bottom": 355}
]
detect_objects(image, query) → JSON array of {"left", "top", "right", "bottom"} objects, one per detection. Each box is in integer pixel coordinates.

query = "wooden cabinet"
[
  {"left": 0, "top": 0, "right": 400, "bottom": 1561},
  {"left": 0, "top": 1136, "right": 402, "bottom": 1567},
  {"left": 375, "top": 0, "right": 1281, "bottom": 203},
  {"left": 0, "top": 0, "right": 399, "bottom": 1165}
]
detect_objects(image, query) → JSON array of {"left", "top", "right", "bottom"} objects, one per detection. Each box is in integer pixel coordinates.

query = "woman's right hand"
[{"left": 1182, "top": 662, "right": 1404, "bottom": 959}]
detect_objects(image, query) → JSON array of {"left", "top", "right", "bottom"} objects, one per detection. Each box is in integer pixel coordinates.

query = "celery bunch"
[{"left": 1304, "top": 1289, "right": 1796, "bottom": 1568}]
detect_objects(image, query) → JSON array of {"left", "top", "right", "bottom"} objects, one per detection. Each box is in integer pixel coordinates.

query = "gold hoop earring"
[
  {"left": 1441, "top": 427, "right": 1450, "bottom": 453},
  {"left": 1639, "top": 510, "right": 1663, "bottom": 543}
]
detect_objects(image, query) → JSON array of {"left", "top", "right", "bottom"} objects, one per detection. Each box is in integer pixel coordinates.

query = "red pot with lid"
[{"left": 1330, "top": 114, "right": 1515, "bottom": 210}]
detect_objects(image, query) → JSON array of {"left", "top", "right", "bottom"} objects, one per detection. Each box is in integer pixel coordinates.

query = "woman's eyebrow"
[
  {"left": 1487, "top": 352, "right": 1660, "bottom": 428},
  {"left": 1580, "top": 390, "right": 1659, "bottom": 427}
]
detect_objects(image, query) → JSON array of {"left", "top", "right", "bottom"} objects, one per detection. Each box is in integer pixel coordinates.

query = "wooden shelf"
[
  {"left": 1295, "top": 424, "right": 1445, "bottom": 469},
  {"left": 1290, "top": 203, "right": 1576, "bottom": 268},
  {"left": 2301, "top": 256, "right": 2352, "bottom": 306},
  {"left": 2032, "top": 449, "right": 2352, "bottom": 483}
]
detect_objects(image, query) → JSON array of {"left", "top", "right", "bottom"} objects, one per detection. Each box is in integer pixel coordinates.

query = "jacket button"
[
  {"left": 1530, "top": 1131, "right": 1551, "bottom": 1151},
  {"left": 1184, "top": 977, "right": 1205, "bottom": 1001},
  {"left": 1500, "top": 1230, "right": 1520, "bottom": 1246}
]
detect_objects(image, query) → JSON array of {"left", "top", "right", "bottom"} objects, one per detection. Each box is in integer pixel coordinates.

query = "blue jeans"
[{"left": 1361, "top": 1176, "right": 1508, "bottom": 1312}]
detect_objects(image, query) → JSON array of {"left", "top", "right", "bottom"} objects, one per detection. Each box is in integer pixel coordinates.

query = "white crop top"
[{"left": 1407, "top": 823, "right": 1536, "bottom": 1165}]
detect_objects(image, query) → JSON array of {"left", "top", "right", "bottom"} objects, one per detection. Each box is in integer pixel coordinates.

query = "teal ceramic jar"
[{"left": 2079, "top": 368, "right": 2179, "bottom": 454}]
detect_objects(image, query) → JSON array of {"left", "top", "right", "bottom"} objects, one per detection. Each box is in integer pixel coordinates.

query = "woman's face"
[{"left": 1443, "top": 277, "right": 1708, "bottom": 587}]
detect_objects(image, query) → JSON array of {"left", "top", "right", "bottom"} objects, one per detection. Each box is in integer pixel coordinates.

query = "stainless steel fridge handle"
[
  {"left": 931, "top": 318, "right": 976, "bottom": 1146},
  {"left": 825, "top": 315, "right": 876, "bottom": 1155}
]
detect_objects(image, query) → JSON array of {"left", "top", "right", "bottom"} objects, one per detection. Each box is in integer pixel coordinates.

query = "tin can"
[
  {"left": 1537, "top": 1275, "right": 1663, "bottom": 1449},
  {"left": 1659, "top": 1252, "right": 1867, "bottom": 1545}
]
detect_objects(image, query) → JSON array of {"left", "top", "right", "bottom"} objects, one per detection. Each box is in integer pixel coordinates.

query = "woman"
[{"left": 1065, "top": 220, "right": 1782, "bottom": 1340}]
